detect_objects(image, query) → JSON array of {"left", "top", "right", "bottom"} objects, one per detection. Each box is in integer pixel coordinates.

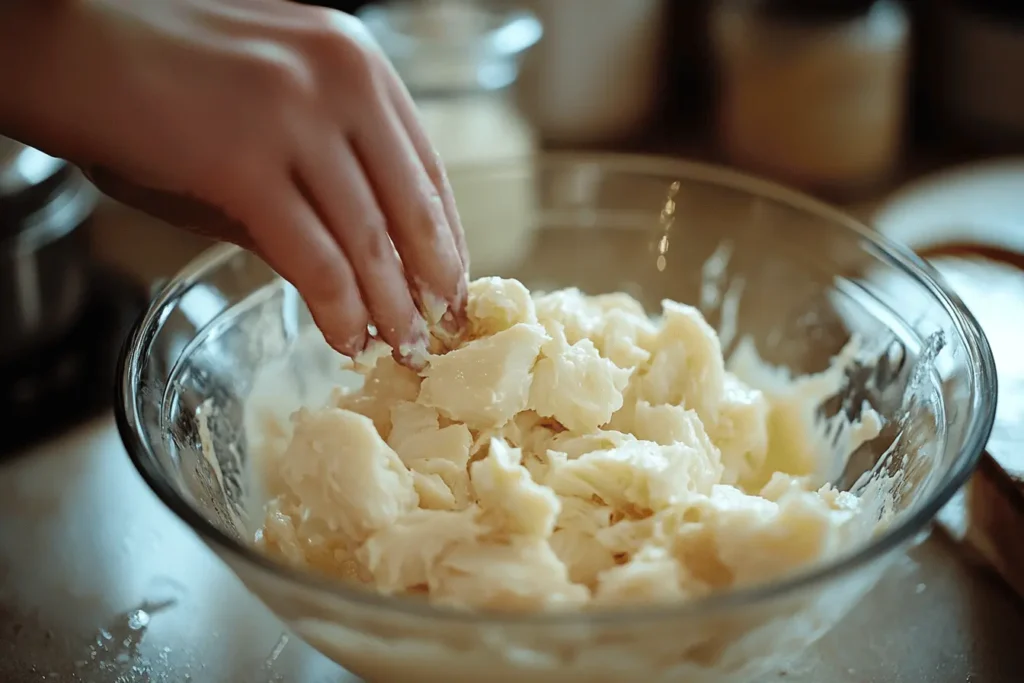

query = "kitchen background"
[
  {"left": 88, "top": 0, "right": 1024, "bottom": 272},
  {"left": 2, "top": 0, "right": 1023, "bottom": 681},
  {"left": 306, "top": 0, "right": 1024, "bottom": 178}
]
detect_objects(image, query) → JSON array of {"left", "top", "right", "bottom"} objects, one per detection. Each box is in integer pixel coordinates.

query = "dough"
[{"left": 255, "top": 277, "right": 882, "bottom": 611}]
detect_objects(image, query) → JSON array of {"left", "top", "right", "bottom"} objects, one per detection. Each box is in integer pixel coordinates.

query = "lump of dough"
[
  {"left": 708, "top": 374, "right": 770, "bottom": 487},
  {"left": 470, "top": 438, "right": 561, "bottom": 538},
  {"left": 534, "top": 289, "right": 656, "bottom": 370},
  {"left": 597, "top": 307, "right": 656, "bottom": 369},
  {"left": 593, "top": 546, "right": 695, "bottom": 605},
  {"left": 335, "top": 355, "right": 422, "bottom": 440},
  {"left": 387, "top": 401, "right": 472, "bottom": 470},
  {"left": 637, "top": 300, "right": 726, "bottom": 422},
  {"left": 387, "top": 401, "right": 473, "bottom": 510},
  {"left": 277, "top": 408, "right": 418, "bottom": 544},
  {"left": 533, "top": 288, "right": 604, "bottom": 342},
  {"left": 417, "top": 322, "right": 550, "bottom": 430},
  {"left": 546, "top": 429, "right": 636, "bottom": 461},
  {"left": 431, "top": 537, "right": 590, "bottom": 610},
  {"left": 257, "top": 498, "right": 308, "bottom": 568},
  {"left": 546, "top": 438, "right": 722, "bottom": 513},
  {"left": 467, "top": 277, "right": 538, "bottom": 337},
  {"left": 529, "top": 323, "right": 632, "bottom": 433},
  {"left": 357, "top": 506, "right": 484, "bottom": 594},
  {"left": 630, "top": 401, "right": 719, "bottom": 457},
  {"left": 497, "top": 410, "right": 559, "bottom": 456},
  {"left": 534, "top": 289, "right": 646, "bottom": 341},
  {"left": 679, "top": 484, "right": 858, "bottom": 587},
  {"left": 408, "top": 471, "right": 459, "bottom": 511},
  {"left": 548, "top": 496, "right": 617, "bottom": 585}
]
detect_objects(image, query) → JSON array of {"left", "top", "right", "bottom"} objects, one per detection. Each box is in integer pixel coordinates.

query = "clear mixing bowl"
[{"left": 116, "top": 153, "right": 996, "bottom": 683}]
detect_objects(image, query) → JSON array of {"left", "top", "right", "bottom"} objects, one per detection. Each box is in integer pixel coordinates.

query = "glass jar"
[
  {"left": 711, "top": 0, "right": 911, "bottom": 200},
  {"left": 515, "top": 0, "right": 668, "bottom": 146},
  {"left": 359, "top": 1, "right": 543, "bottom": 276}
]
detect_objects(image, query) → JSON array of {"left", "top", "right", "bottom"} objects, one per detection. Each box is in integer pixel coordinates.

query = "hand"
[{"left": 1, "top": 0, "right": 468, "bottom": 363}]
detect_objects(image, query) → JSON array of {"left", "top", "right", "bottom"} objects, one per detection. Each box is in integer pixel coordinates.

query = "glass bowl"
[{"left": 116, "top": 153, "right": 996, "bottom": 683}]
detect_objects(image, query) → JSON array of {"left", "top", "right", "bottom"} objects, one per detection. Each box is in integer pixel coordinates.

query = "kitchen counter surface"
[{"left": 1, "top": 198, "right": 1022, "bottom": 682}]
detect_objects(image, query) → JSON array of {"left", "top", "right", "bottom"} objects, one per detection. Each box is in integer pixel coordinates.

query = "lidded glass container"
[
  {"left": 711, "top": 0, "right": 910, "bottom": 200},
  {"left": 359, "top": 0, "right": 543, "bottom": 276}
]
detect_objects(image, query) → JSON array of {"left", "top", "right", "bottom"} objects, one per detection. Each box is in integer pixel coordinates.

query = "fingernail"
[
  {"left": 337, "top": 327, "right": 369, "bottom": 359},
  {"left": 446, "top": 278, "right": 469, "bottom": 335},
  {"left": 418, "top": 278, "right": 467, "bottom": 341},
  {"left": 426, "top": 334, "right": 446, "bottom": 355},
  {"left": 410, "top": 278, "right": 447, "bottom": 327},
  {"left": 394, "top": 316, "right": 430, "bottom": 370},
  {"left": 452, "top": 276, "right": 468, "bottom": 313},
  {"left": 438, "top": 306, "right": 463, "bottom": 337},
  {"left": 394, "top": 339, "right": 429, "bottom": 370}
]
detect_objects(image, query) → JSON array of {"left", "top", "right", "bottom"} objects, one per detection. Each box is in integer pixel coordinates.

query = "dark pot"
[{"left": 0, "top": 137, "right": 99, "bottom": 363}]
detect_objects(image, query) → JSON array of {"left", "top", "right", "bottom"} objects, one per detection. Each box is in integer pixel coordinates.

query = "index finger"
[{"left": 384, "top": 73, "right": 470, "bottom": 275}]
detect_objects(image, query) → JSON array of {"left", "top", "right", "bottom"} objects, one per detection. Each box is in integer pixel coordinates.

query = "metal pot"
[{"left": 0, "top": 137, "right": 99, "bottom": 363}]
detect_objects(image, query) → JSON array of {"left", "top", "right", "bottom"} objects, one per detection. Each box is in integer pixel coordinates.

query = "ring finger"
[{"left": 296, "top": 132, "right": 428, "bottom": 364}]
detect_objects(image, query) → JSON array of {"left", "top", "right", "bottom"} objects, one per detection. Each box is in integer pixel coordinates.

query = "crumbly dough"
[{"left": 255, "top": 277, "right": 881, "bottom": 611}]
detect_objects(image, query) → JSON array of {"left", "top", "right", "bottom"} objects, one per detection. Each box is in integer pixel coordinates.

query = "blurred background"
[{"left": 306, "top": 0, "right": 1024, "bottom": 186}]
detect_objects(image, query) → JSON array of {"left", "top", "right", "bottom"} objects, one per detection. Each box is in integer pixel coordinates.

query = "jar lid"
[
  {"left": 0, "top": 137, "right": 97, "bottom": 240},
  {"left": 359, "top": 0, "right": 542, "bottom": 95}
]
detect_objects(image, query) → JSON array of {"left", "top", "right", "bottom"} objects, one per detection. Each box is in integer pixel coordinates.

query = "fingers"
[
  {"left": 295, "top": 133, "right": 429, "bottom": 362},
  {"left": 384, "top": 74, "right": 471, "bottom": 275},
  {"left": 349, "top": 87, "right": 467, "bottom": 332},
  {"left": 244, "top": 182, "right": 370, "bottom": 358}
]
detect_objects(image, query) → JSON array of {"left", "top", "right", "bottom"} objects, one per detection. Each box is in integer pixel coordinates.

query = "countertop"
[{"left": 1, "top": 198, "right": 1023, "bottom": 682}]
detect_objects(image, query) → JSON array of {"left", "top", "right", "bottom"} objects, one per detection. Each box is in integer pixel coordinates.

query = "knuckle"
[
  {"left": 315, "top": 10, "right": 381, "bottom": 55},
  {"left": 299, "top": 16, "right": 387, "bottom": 100},
  {"left": 355, "top": 211, "right": 394, "bottom": 263},
  {"left": 300, "top": 12, "right": 382, "bottom": 92},
  {"left": 254, "top": 50, "right": 318, "bottom": 105}
]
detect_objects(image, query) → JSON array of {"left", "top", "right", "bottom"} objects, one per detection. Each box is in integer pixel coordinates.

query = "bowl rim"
[{"left": 115, "top": 152, "right": 997, "bottom": 625}]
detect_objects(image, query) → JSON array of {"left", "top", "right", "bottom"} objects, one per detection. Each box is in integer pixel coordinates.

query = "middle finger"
[
  {"left": 349, "top": 87, "right": 467, "bottom": 328},
  {"left": 296, "top": 132, "right": 429, "bottom": 364}
]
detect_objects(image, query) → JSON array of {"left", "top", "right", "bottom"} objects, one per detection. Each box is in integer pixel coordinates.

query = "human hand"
[{"left": 3, "top": 0, "right": 468, "bottom": 364}]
